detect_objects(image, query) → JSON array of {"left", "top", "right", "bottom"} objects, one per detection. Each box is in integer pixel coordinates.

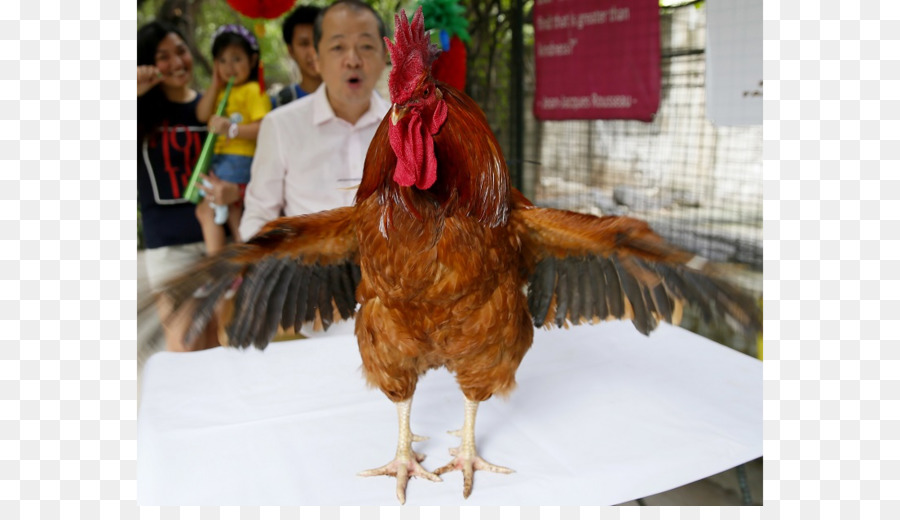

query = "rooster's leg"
[
  {"left": 435, "top": 398, "right": 514, "bottom": 498},
  {"left": 358, "top": 398, "right": 441, "bottom": 504}
]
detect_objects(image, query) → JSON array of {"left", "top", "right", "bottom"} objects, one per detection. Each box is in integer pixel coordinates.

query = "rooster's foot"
[
  {"left": 434, "top": 447, "right": 514, "bottom": 499},
  {"left": 358, "top": 453, "right": 441, "bottom": 504}
]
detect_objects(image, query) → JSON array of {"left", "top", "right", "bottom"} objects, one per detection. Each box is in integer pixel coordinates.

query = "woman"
[{"left": 137, "top": 21, "right": 238, "bottom": 351}]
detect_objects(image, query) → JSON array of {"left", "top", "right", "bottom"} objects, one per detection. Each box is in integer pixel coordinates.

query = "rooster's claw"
[{"left": 359, "top": 454, "right": 441, "bottom": 504}]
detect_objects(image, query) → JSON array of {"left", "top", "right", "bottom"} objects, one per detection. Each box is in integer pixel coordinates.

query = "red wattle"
[
  {"left": 389, "top": 113, "right": 420, "bottom": 187},
  {"left": 418, "top": 132, "right": 437, "bottom": 190},
  {"left": 390, "top": 112, "right": 436, "bottom": 189},
  {"left": 389, "top": 98, "right": 447, "bottom": 191}
]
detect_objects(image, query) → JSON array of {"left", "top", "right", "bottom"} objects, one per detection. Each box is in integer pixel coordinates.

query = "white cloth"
[
  {"left": 239, "top": 83, "right": 390, "bottom": 240},
  {"left": 137, "top": 322, "right": 762, "bottom": 506}
]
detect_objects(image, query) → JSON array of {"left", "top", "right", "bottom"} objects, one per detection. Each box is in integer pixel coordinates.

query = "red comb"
[{"left": 386, "top": 7, "right": 438, "bottom": 102}]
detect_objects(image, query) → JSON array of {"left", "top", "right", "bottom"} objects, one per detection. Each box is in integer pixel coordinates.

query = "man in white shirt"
[{"left": 240, "top": 0, "right": 390, "bottom": 240}]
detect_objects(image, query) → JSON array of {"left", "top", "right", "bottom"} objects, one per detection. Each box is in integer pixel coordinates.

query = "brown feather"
[
  {"left": 157, "top": 207, "right": 361, "bottom": 350},
  {"left": 512, "top": 204, "right": 760, "bottom": 333}
]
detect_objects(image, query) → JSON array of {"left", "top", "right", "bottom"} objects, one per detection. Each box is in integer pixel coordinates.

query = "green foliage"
[
  {"left": 416, "top": 0, "right": 471, "bottom": 41},
  {"left": 459, "top": 0, "right": 535, "bottom": 154}
]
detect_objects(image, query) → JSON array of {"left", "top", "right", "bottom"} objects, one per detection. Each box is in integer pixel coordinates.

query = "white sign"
[{"left": 706, "top": 0, "right": 763, "bottom": 126}]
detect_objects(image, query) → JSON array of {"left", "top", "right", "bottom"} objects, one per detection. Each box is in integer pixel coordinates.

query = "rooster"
[{"left": 159, "top": 8, "right": 760, "bottom": 504}]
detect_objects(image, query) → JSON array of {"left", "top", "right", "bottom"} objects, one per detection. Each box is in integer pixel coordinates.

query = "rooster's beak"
[{"left": 391, "top": 104, "right": 410, "bottom": 125}]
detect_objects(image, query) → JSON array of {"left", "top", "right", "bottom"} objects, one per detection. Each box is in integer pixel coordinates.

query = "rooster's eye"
[{"left": 423, "top": 88, "right": 430, "bottom": 97}]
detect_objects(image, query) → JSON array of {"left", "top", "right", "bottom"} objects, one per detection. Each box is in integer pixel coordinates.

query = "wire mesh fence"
[
  {"left": 522, "top": 4, "right": 762, "bottom": 276},
  {"left": 515, "top": 3, "right": 762, "bottom": 353}
]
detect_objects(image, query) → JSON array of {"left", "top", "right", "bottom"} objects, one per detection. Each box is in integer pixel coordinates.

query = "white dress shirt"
[{"left": 239, "top": 83, "right": 390, "bottom": 240}]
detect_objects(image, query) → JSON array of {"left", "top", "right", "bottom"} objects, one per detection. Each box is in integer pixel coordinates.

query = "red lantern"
[{"left": 225, "top": 0, "right": 296, "bottom": 20}]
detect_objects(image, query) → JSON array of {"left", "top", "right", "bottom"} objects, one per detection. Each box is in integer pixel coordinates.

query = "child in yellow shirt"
[{"left": 195, "top": 24, "right": 272, "bottom": 254}]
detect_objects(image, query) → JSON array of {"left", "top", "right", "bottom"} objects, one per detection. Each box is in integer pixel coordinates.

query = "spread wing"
[
  {"left": 511, "top": 204, "right": 760, "bottom": 336},
  {"left": 158, "top": 206, "right": 360, "bottom": 349}
]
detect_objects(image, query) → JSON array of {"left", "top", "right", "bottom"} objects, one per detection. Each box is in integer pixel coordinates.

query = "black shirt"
[{"left": 137, "top": 95, "right": 207, "bottom": 249}]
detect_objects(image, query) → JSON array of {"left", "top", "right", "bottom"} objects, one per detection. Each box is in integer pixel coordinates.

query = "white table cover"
[{"left": 137, "top": 321, "right": 761, "bottom": 505}]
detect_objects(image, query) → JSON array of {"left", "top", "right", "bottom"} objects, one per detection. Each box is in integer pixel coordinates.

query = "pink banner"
[{"left": 533, "top": 0, "right": 660, "bottom": 121}]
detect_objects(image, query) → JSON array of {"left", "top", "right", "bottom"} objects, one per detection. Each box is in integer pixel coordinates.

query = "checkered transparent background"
[
  {"left": 762, "top": 0, "right": 900, "bottom": 518},
  {"left": 2, "top": 0, "right": 896, "bottom": 517}
]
